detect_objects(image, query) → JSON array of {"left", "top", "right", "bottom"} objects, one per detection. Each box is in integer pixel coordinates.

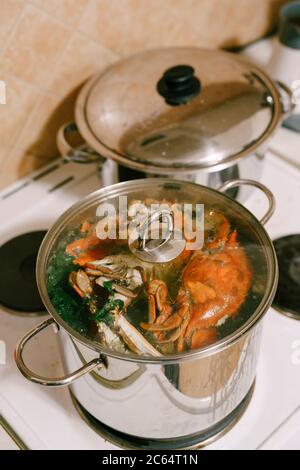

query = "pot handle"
[
  {"left": 217, "top": 179, "right": 275, "bottom": 225},
  {"left": 57, "top": 122, "right": 105, "bottom": 164},
  {"left": 275, "top": 80, "right": 296, "bottom": 118},
  {"left": 15, "top": 318, "right": 106, "bottom": 387}
]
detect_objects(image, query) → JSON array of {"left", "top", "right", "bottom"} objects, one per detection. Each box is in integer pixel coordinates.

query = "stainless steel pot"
[
  {"left": 15, "top": 178, "right": 278, "bottom": 448},
  {"left": 57, "top": 47, "right": 294, "bottom": 201}
]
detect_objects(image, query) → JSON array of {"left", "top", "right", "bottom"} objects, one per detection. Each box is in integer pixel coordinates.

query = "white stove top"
[
  {"left": 0, "top": 147, "right": 300, "bottom": 451},
  {"left": 1, "top": 40, "right": 300, "bottom": 451}
]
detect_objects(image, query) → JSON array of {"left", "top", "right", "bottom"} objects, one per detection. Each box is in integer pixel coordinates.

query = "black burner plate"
[
  {"left": 273, "top": 234, "right": 300, "bottom": 318},
  {"left": 0, "top": 231, "right": 47, "bottom": 313}
]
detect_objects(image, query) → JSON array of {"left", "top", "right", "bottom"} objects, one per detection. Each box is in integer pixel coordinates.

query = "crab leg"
[
  {"left": 148, "top": 280, "right": 168, "bottom": 312},
  {"left": 94, "top": 277, "right": 137, "bottom": 298},
  {"left": 141, "top": 302, "right": 187, "bottom": 332},
  {"left": 157, "top": 310, "right": 191, "bottom": 345},
  {"left": 141, "top": 287, "right": 191, "bottom": 352},
  {"left": 85, "top": 263, "right": 117, "bottom": 274},
  {"left": 85, "top": 267, "right": 125, "bottom": 280},
  {"left": 146, "top": 279, "right": 173, "bottom": 325},
  {"left": 112, "top": 283, "right": 138, "bottom": 299},
  {"left": 116, "top": 314, "right": 162, "bottom": 357},
  {"left": 148, "top": 295, "right": 156, "bottom": 323},
  {"left": 140, "top": 312, "right": 182, "bottom": 332},
  {"left": 134, "top": 266, "right": 147, "bottom": 285}
]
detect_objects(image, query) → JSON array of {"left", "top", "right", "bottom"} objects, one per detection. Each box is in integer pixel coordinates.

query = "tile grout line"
[
  {"left": 0, "top": 1, "right": 26, "bottom": 62},
  {"left": 1, "top": 33, "right": 119, "bottom": 102},
  {"left": 1, "top": 2, "right": 73, "bottom": 97},
  {"left": 26, "top": 0, "right": 120, "bottom": 60},
  {"left": 27, "top": 0, "right": 89, "bottom": 31},
  {"left": 0, "top": 3, "right": 68, "bottom": 165},
  {"left": 76, "top": 0, "right": 119, "bottom": 58},
  {"left": 1, "top": 2, "right": 120, "bottom": 157},
  {"left": 1, "top": 2, "right": 118, "bottom": 98},
  {"left": 1, "top": 3, "right": 75, "bottom": 161},
  {"left": 2, "top": 1, "right": 119, "bottom": 166}
]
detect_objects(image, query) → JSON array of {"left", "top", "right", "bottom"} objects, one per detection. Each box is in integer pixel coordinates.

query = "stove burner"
[
  {"left": 273, "top": 234, "right": 300, "bottom": 319},
  {"left": 0, "top": 231, "right": 47, "bottom": 313}
]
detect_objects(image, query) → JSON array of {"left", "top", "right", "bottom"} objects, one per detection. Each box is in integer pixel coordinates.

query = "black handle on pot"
[
  {"left": 218, "top": 179, "right": 275, "bottom": 225},
  {"left": 57, "top": 122, "right": 106, "bottom": 164},
  {"left": 15, "top": 318, "right": 106, "bottom": 387}
]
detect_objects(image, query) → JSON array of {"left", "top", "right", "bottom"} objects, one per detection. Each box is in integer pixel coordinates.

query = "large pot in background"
[
  {"left": 15, "top": 178, "right": 278, "bottom": 449},
  {"left": 57, "top": 47, "right": 294, "bottom": 201}
]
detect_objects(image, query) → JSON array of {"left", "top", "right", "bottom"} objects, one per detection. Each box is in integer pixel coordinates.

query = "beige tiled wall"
[{"left": 0, "top": 0, "right": 287, "bottom": 189}]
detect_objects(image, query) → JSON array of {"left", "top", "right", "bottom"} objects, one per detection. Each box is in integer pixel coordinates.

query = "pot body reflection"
[
  {"left": 58, "top": 323, "right": 262, "bottom": 439},
  {"left": 111, "top": 151, "right": 265, "bottom": 203}
]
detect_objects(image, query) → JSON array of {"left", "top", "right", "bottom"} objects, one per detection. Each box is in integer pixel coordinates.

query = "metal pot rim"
[{"left": 36, "top": 178, "right": 278, "bottom": 365}]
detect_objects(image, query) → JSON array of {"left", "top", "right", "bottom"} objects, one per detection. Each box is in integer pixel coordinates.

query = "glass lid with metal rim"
[
  {"left": 76, "top": 47, "right": 282, "bottom": 174},
  {"left": 37, "top": 179, "right": 277, "bottom": 361}
]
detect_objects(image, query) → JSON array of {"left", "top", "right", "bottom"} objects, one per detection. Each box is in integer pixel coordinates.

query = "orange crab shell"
[
  {"left": 183, "top": 235, "right": 252, "bottom": 339},
  {"left": 66, "top": 234, "right": 116, "bottom": 266}
]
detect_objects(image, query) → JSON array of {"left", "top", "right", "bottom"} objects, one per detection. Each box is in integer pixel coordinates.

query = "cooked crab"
[
  {"left": 141, "top": 221, "right": 252, "bottom": 352},
  {"left": 69, "top": 254, "right": 161, "bottom": 356}
]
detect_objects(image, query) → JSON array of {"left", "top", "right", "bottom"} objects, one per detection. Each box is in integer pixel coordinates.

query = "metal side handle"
[
  {"left": 275, "top": 80, "right": 296, "bottom": 118},
  {"left": 15, "top": 318, "right": 106, "bottom": 387},
  {"left": 57, "top": 121, "right": 105, "bottom": 164},
  {"left": 218, "top": 179, "right": 275, "bottom": 225}
]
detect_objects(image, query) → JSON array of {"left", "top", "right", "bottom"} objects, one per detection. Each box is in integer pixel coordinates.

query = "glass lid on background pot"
[
  {"left": 76, "top": 47, "right": 282, "bottom": 174},
  {"left": 38, "top": 179, "right": 277, "bottom": 361}
]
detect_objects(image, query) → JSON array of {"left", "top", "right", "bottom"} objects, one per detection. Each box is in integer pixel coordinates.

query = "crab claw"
[{"left": 69, "top": 269, "right": 93, "bottom": 298}]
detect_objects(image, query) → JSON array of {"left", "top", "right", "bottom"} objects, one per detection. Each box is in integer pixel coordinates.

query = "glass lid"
[
  {"left": 76, "top": 47, "right": 282, "bottom": 174},
  {"left": 38, "top": 179, "right": 277, "bottom": 361}
]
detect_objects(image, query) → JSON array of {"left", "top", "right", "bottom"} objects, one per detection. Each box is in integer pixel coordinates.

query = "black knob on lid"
[{"left": 157, "top": 64, "right": 201, "bottom": 106}]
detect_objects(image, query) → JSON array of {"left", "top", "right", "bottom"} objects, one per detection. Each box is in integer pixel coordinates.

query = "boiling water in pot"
[{"left": 46, "top": 196, "right": 266, "bottom": 358}]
